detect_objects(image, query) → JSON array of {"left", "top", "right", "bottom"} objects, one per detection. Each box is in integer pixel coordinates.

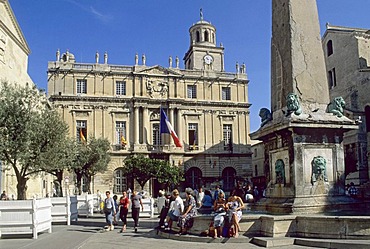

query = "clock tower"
[{"left": 183, "top": 10, "right": 225, "bottom": 71}]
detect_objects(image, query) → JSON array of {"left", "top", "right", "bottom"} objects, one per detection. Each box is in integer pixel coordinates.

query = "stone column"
[
  {"left": 177, "top": 109, "right": 183, "bottom": 147},
  {"left": 134, "top": 107, "right": 139, "bottom": 145},
  {"left": 143, "top": 107, "right": 148, "bottom": 145}
]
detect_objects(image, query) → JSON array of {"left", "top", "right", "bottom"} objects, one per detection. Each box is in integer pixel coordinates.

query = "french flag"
[{"left": 160, "top": 108, "right": 182, "bottom": 148}]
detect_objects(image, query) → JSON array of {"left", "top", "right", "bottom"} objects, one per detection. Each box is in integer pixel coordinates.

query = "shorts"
[{"left": 168, "top": 210, "right": 179, "bottom": 221}]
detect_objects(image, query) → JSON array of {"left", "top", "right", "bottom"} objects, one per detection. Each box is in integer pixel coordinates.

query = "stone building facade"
[
  {"left": 322, "top": 24, "right": 370, "bottom": 185},
  {"left": 0, "top": 0, "right": 51, "bottom": 199},
  {"left": 47, "top": 17, "right": 252, "bottom": 195}
]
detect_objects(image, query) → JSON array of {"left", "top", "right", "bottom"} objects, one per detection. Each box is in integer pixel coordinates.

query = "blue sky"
[{"left": 9, "top": 0, "right": 370, "bottom": 132}]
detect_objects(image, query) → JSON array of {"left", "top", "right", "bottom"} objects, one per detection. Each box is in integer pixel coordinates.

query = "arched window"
[
  {"left": 113, "top": 168, "right": 127, "bottom": 194},
  {"left": 196, "top": 31, "right": 200, "bottom": 42},
  {"left": 204, "top": 30, "right": 209, "bottom": 42},
  {"left": 185, "top": 167, "right": 202, "bottom": 189},
  {"left": 327, "top": 40, "right": 333, "bottom": 57},
  {"left": 222, "top": 167, "right": 236, "bottom": 191}
]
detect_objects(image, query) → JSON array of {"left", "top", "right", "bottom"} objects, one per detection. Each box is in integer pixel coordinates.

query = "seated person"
[
  {"left": 212, "top": 192, "right": 226, "bottom": 238},
  {"left": 165, "top": 189, "right": 184, "bottom": 231},
  {"left": 227, "top": 195, "right": 244, "bottom": 238},
  {"left": 177, "top": 188, "right": 197, "bottom": 235},
  {"left": 198, "top": 189, "right": 213, "bottom": 214}
]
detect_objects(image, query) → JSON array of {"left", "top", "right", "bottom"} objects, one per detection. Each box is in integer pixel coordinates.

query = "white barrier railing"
[
  {"left": 128, "top": 198, "right": 154, "bottom": 218},
  {"left": 50, "top": 196, "right": 78, "bottom": 225},
  {"left": 0, "top": 198, "right": 52, "bottom": 239},
  {"left": 77, "top": 194, "right": 94, "bottom": 217}
]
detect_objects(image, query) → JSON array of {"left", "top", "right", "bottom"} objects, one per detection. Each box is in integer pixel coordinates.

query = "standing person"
[
  {"left": 231, "top": 182, "right": 245, "bottom": 201},
  {"left": 131, "top": 191, "right": 144, "bottom": 233},
  {"left": 166, "top": 189, "right": 184, "bottom": 231},
  {"left": 177, "top": 188, "right": 197, "bottom": 235},
  {"left": 112, "top": 195, "right": 119, "bottom": 225},
  {"left": 227, "top": 195, "right": 245, "bottom": 238},
  {"left": 197, "top": 187, "right": 204, "bottom": 208},
  {"left": 213, "top": 185, "right": 224, "bottom": 201},
  {"left": 213, "top": 192, "right": 227, "bottom": 239},
  {"left": 156, "top": 190, "right": 166, "bottom": 216},
  {"left": 103, "top": 191, "right": 116, "bottom": 231},
  {"left": 159, "top": 192, "right": 171, "bottom": 228},
  {"left": 119, "top": 191, "right": 130, "bottom": 233}
]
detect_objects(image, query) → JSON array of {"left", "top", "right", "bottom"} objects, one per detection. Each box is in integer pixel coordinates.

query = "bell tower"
[{"left": 183, "top": 9, "right": 224, "bottom": 71}]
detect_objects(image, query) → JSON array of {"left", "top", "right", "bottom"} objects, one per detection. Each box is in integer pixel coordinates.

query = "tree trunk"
[
  {"left": 16, "top": 177, "right": 28, "bottom": 200},
  {"left": 56, "top": 171, "right": 64, "bottom": 197},
  {"left": 85, "top": 175, "right": 92, "bottom": 194},
  {"left": 76, "top": 172, "right": 83, "bottom": 195}
]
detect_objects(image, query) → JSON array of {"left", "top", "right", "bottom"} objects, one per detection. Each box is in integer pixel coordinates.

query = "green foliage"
[
  {"left": 122, "top": 155, "right": 183, "bottom": 189},
  {"left": 72, "top": 137, "right": 111, "bottom": 194},
  {"left": 0, "top": 82, "right": 69, "bottom": 199}
]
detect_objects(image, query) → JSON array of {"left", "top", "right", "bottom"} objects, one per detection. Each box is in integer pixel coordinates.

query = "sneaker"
[
  {"left": 160, "top": 225, "right": 165, "bottom": 229},
  {"left": 110, "top": 225, "right": 114, "bottom": 231}
]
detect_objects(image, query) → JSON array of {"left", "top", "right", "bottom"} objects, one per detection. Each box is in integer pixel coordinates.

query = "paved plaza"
[{"left": 1, "top": 215, "right": 370, "bottom": 249}]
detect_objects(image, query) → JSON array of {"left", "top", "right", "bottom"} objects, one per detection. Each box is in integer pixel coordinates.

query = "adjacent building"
[
  {"left": 322, "top": 24, "right": 370, "bottom": 185},
  {"left": 47, "top": 15, "right": 253, "bottom": 195}
]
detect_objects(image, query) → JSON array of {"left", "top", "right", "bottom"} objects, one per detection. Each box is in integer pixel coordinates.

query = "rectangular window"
[
  {"left": 114, "top": 169, "right": 127, "bottom": 194},
  {"left": 187, "top": 85, "right": 197, "bottom": 99},
  {"left": 254, "top": 148, "right": 257, "bottom": 157},
  {"left": 188, "top": 123, "right": 198, "bottom": 150},
  {"left": 77, "top": 79, "right": 87, "bottom": 94},
  {"left": 223, "top": 124, "right": 232, "bottom": 151},
  {"left": 328, "top": 68, "right": 336, "bottom": 89},
  {"left": 116, "top": 81, "right": 126, "bottom": 96},
  {"left": 115, "top": 121, "right": 127, "bottom": 147},
  {"left": 76, "top": 120, "right": 87, "bottom": 143},
  {"left": 152, "top": 123, "right": 161, "bottom": 146},
  {"left": 222, "top": 87, "right": 231, "bottom": 100}
]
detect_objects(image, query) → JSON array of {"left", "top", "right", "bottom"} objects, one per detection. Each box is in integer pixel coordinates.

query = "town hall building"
[{"left": 47, "top": 14, "right": 253, "bottom": 195}]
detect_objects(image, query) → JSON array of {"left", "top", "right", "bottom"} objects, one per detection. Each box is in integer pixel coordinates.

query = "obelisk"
[
  {"left": 250, "top": 0, "right": 358, "bottom": 214},
  {"left": 271, "top": 0, "right": 329, "bottom": 115}
]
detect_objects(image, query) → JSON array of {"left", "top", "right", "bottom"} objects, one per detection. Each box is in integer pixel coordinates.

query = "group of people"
[
  {"left": 102, "top": 184, "right": 248, "bottom": 238},
  {"left": 157, "top": 188, "right": 197, "bottom": 235},
  {"left": 155, "top": 186, "right": 245, "bottom": 238},
  {"left": 102, "top": 190, "right": 143, "bottom": 233}
]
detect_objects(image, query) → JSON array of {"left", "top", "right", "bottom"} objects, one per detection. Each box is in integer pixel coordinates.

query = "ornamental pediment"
[{"left": 137, "top": 65, "right": 182, "bottom": 77}]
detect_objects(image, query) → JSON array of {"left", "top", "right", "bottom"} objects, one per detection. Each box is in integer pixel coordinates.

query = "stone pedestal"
[
  {"left": 251, "top": 110, "right": 358, "bottom": 214},
  {"left": 251, "top": 0, "right": 359, "bottom": 214}
]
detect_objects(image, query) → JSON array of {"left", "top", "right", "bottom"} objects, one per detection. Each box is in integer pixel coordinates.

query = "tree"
[
  {"left": 40, "top": 137, "right": 78, "bottom": 196},
  {"left": 122, "top": 155, "right": 184, "bottom": 190},
  {"left": 0, "top": 82, "right": 69, "bottom": 199},
  {"left": 156, "top": 160, "right": 184, "bottom": 189},
  {"left": 72, "top": 137, "right": 111, "bottom": 195}
]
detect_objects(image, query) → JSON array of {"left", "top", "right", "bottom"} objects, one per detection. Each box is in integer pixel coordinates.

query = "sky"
[{"left": 8, "top": 0, "right": 370, "bottom": 133}]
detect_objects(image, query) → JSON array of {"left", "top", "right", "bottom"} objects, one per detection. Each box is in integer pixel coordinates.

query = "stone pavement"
[{"left": 1, "top": 215, "right": 370, "bottom": 249}]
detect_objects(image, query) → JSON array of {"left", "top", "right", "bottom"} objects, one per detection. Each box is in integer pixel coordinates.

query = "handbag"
[{"left": 104, "top": 207, "right": 112, "bottom": 214}]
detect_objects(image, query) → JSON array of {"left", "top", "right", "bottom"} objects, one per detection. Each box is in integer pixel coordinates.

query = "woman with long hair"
[{"left": 227, "top": 195, "right": 244, "bottom": 238}]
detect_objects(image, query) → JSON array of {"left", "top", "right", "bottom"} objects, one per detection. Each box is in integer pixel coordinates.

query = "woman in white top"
[
  {"left": 197, "top": 187, "right": 204, "bottom": 208},
  {"left": 166, "top": 189, "right": 184, "bottom": 231}
]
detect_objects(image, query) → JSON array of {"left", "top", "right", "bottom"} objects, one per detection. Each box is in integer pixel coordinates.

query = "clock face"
[{"left": 204, "top": 55, "right": 213, "bottom": 65}]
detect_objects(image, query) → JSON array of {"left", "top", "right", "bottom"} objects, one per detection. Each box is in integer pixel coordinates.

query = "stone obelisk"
[{"left": 250, "top": 0, "right": 359, "bottom": 214}]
